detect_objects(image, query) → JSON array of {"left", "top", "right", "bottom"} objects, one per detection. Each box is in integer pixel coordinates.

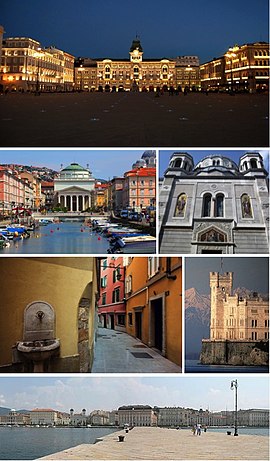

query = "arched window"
[
  {"left": 134, "top": 66, "right": 139, "bottom": 76},
  {"left": 174, "top": 159, "right": 182, "bottom": 168},
  {"left": 174, "top": 193, "right": 187, "bottom": 217},
  {"left": 202, "top": 194, "right": 212, "bottom": 217},
  {"left": 215, "top": 194, "right": 224, "bottom": 217},
  {"left": 241, "top": 194, "right": 253, "bottom": 218},
  {"left": 250, "top": 158, "right": 257, "bottom": 169}
]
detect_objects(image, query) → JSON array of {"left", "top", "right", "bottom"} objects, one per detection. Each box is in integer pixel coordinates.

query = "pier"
[{"left": 37, "top": 426, "right": 269, "bottom": 460}]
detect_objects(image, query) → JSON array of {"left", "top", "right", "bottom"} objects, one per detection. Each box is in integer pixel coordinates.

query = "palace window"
[
  {"left": 102, "top": 293, "right": 106, "bottom": 305},
  {"left": 101, "top": 275, "right": 107, "bottom": 288},
  {"left": 112, "top": 288, "right": 120, "bottom": 303}
]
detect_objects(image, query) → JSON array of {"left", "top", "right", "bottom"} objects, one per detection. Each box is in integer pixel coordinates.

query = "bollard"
[
  {"left": 227, "top": 431, "right": 231, "bottom": 435},
  {"left": 118, "top": 435, "right": 125, "bottom": 442}
]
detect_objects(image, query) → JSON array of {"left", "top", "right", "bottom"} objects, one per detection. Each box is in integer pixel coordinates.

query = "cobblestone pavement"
[
  {"left": 91, "top": 328, "right": 181, "bottom": 373},
  {"left": 0, "top": 92, "right": 268, "bottom": 147},
  {"left": 38, "top": 426, "right": 269, "bottom": 460}
]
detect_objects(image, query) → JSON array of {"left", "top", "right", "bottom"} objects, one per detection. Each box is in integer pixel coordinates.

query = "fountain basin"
[{"left": 17, "top": 339, "right": 60, "bottom": 368}]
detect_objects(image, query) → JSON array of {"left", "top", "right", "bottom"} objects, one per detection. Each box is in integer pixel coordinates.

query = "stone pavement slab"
[
  {"left": 37, "top": 427, "right": 269, "bottom": 460},
  {"left": 91, "top": 328, "right": 181, "bottom": 373}
]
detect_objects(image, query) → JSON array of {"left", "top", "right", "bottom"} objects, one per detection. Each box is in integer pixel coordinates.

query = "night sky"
[
  {"left": 2, "top": 0, "right": 269, "bottom": 63},
  {"left": 185, "top": 257, "right": 269, "bottom": 294}
]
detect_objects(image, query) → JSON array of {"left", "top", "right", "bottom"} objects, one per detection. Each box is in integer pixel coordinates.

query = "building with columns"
[
  {"left": 118, "top": 405, "right": 157, "bottom": 427},
  {"left": 54, "top": 163, "right": 95, "bottom": 211},
  {"left": 75, "top": 38, "right": 200, "bottom": 92},
  {"left": 159, "top": 151, "right": 269, "bottom": 254}
]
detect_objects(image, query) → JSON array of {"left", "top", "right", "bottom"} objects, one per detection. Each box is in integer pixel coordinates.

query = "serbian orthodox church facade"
[{"left": 159, "top": 151, "right": 269, "bottom": 254}]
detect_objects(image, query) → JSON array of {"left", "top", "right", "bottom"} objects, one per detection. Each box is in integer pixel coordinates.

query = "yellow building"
[
  {"left": 0, "top": 258, "right": 99, "bottom": 372},
  {"left": 200, "top": 42, "right": 270, "bottom": 92},
  {"left": 210, "top": 272, "right": 269, "bottom": 341},
  {"left": 75, "top": 38, "right": 200, "bottom": 92},
  {"left": 0, "top": 37, "right": 74, "bottom": 92},
  {"left": 125, "top": 257, "right": 182, "bottom": 367}
]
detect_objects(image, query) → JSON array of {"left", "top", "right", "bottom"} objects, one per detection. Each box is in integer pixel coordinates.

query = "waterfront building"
[
  {"left": 125, "top": 257, "right": 182, "bottom": 367},
  {"left": 110, "top": 177, "right": 124, "bottom": 213},
  {"left": 41, "top": 181, "right": 54, "bottom": 211},
  {"left": 157, "top": 407, "right": 191, "bottom": 427},
  {"left": 200, "top": 42, "right": 270, "bottom": 92},
  {"left": 208, "top": 271, "right": 269, "bottom": 341},
  {"left": 98, "top": 257, "right": 127, "bottom": 331},
  {"left": 30, "top": 409, "right": 59, "bottom": 426},
  {"left": 122, "top": 151, "right": 156, "bottom": 212},
  {"left": 0, "top": 37, "right": 74, "bottom": 92},
  {"left": 0, "top": 410, "right": 30, "bottom": 426},
  {"left": 238, "top": 409, "right": 269, "bottom": 427},
  {"left": 91, "top": 181, "right": 109, "bottom": 211},
  {"left": 74, "top": 38, "right": 200, "bottom": 92},
  {"left": 90, "top": 410, "right": 110, "bottom": 425},
  {"left": 118, "top": 405, "right": 157, "bottom": 427},
  {"left": 69, "top": 409, "right": 87, "bottom": 426},
  {"left": 19, "top": 171, "right": 44, "bottom": 210},
  {"left": 159, "top": 151, "right": 269, "bottom": 254},
  {"left": 0, "top": 258, "right": 99, "bottom": 373},
  {"left": 54, "top": 163, "right": 95, "bottom": 212},
  {"left": 200, "top": 271, "right": 269, "bottom": 366},
  {"left": 0, "top": 167, "right": 25, "bottom": 215},
  {"left": 109, "top": 410, "right": 119, "bottom": 426}
]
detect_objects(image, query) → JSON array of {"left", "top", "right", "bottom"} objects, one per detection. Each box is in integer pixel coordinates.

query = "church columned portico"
[
  {"left": 60, "top": 192, "right": 91, "bottom": 211},
  {"left": 55, "top": 163, "right": 95, "bottom": 212}
]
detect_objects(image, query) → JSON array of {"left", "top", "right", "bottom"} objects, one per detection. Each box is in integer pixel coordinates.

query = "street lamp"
[
  {"left": 230, "top": 379, "right": 238, "bottom": 436},
  {"left": 35, "top": 48, "right": 42, "bottom": 95}
]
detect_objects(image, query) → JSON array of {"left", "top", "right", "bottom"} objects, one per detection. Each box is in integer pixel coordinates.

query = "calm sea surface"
[
  {"left": 1, "top": 222, "right": 109, "bottom": 254},
  {"left": 185, "top": 360, "right": 269, "bottom": 373},
  {"left": 0, "top": 426, "right": 119, "bottom": 460},
  {"left": 209, "top": 427, "right": 269, "bottom": 436}
]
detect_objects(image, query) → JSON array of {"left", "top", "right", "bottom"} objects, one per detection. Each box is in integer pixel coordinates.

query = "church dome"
[
  {"left": 60, "top": 163, "right": 92, "bottom": 179},
  {"left": 194, "top": 155, "right": 239, "bottom": 176}
]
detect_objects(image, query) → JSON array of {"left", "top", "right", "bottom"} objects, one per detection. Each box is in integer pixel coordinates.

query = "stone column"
[
  {"left": 76, "top": 195, "right": 79, "bottom": 212},
  {"left": 64, "top": 195, "right": 67, "bottom": 209}
]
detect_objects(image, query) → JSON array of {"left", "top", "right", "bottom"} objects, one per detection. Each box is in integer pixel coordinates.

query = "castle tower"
[{"left": 209, "top": 272, "right": 233, "bottom": 340}]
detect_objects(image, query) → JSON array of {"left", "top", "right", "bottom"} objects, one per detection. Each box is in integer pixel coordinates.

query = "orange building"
[{"left": 125, "top": 257, "right": 182, "bottom": 367}]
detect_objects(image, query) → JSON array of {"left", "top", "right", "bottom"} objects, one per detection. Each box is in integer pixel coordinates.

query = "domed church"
[
  {"left": 54, "top": 163, "right": 95, "bottom": 211},
  {"left": 159, "top": 151, "right": 269, "bottom": 254}
]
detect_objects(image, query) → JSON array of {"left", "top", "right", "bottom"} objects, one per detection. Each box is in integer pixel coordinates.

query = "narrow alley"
[{"left": 91, "top": 328, "right": 181, "bottom": 373}]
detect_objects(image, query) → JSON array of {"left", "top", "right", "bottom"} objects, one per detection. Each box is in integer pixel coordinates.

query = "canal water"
[
  {"left": 1, "top": 222, "right": 109, "bottom": 254},
  {"left": 0, "top": 426, "right": 119, "bottom": 460}
]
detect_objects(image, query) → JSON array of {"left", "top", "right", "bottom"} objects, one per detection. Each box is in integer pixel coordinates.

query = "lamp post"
[
  {"left": 35, "top": 48, "right": 42, "bottom": 95},
  {"left": 230, "top": 379, "right": 238, "bottom": 436}
]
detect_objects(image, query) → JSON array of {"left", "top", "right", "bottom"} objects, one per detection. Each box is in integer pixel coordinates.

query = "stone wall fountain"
[{"left": 16, "top": 301, "right": 60, "bottom": 372}]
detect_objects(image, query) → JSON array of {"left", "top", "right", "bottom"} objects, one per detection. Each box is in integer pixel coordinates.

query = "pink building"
[
  {"left": 98, "top": 257, "right": 126, "bottom": 331},
  {"left": 0, "top": 167, "right": 25, "bottom": 215}
]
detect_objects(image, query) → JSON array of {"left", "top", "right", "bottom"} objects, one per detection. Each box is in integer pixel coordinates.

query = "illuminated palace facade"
[
  {"left": 74, "top": 38, "right": 200, "bottom": 92},
  {"left": 200, "top": 42, "right": 269, "bottom": 92},
  {"left": 0, "top": 37, "right": 74, "bottom": 92}
]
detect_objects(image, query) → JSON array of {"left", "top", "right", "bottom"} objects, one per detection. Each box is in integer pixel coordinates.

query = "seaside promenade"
[{"left": 38, "top": 427, "right": 269, "bottom": 460}]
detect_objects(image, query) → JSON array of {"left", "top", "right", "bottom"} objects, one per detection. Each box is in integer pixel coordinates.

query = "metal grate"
[{"left": 130, "top": 352, "right": 154, "bottom": 359}]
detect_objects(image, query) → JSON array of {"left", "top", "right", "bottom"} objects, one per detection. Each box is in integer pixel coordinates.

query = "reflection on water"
[{"left": 2, "top": 222, "right": 109, "bottom": 254}]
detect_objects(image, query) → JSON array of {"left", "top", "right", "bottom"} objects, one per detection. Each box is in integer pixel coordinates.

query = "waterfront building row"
[
  {"left": 0, "top": 407, "right": 268, "bottom": 428},
  {"left": 0, "top": 30, "right": 268, "bottom": 93},
  {"left": 0, "top": 151, "right": 156, "bottom": 215}
]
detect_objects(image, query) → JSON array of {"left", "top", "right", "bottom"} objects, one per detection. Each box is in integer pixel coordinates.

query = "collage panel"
[
  {"left": 0, "top": 149, "right": 157, "bottom": 255},
  {"left": 158, "top": 149, "right": 269, "bottom": 254},
  {"left": 0, "top": 256, "right": 182, "bottom": 374},
  {"left": 184, "top": 256, "right": 269, "bottom": 373},
  {"left": 0, "top": 376, "right": 269, "bottom": 460}
]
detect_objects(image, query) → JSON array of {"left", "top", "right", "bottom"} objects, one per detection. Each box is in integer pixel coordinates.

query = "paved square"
[{"left": 0, "top": 92, "right": 268, "bottom": 147}]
